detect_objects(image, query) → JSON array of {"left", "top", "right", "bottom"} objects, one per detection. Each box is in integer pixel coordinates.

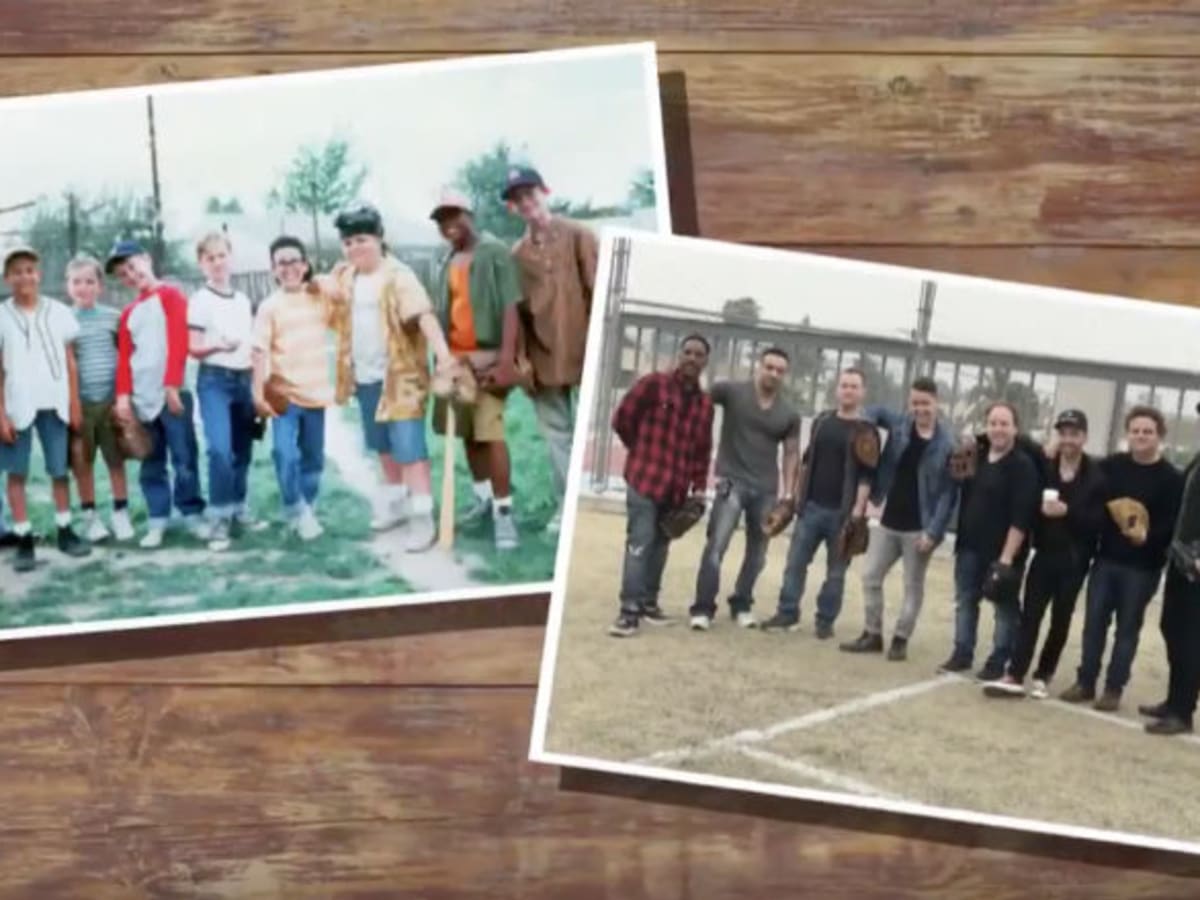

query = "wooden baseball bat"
[{"left": 438, "top": 404, "right": 456, "bottom": 551}]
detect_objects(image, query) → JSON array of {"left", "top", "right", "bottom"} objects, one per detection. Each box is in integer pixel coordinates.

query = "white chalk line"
[
  {"left": 629, "top": 674, "right": 957, "bottom": 768},
  {"left": 736, "top": 746, "right": 900, "bottom": 801}
]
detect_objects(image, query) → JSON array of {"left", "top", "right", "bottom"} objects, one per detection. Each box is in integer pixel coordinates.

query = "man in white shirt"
[
  {"left": 0, "top": 246, "right": 91, "bottom": 572},
  {"left": 188, "top": 232, "right": 261, "bottom": 552}
]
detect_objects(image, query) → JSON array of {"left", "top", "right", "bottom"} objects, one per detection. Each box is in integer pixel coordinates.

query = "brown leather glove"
[
  {"left": 660, "top": 496, "right": 707, "bottom": 540},
  {"left": 762, "top": 498, "right": 796, "bottom": 538},
  {"left": 835, "top": 515, "right": 870, "bottom": 562}
]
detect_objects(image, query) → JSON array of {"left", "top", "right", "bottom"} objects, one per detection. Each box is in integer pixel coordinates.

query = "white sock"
[
  {"left": 386, "top": 483, "right": 409, "bottom": 504},
  {"left": 494, "top": 496, "right": 513, "bottom": 514},
  {"left": 410, "top": 493, "right": 434, "bottom": 516},
  {"left": 55, "top": 512, "right": 72, "bottom": 528},
  {"left": 473, "top": 480, "right": 493, "bottom": 503},
  {"left": 13, "top": 521, "right": 31, "bottom": 536}
]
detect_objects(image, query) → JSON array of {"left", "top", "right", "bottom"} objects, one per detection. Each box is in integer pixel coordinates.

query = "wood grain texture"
[
  {"left": 3, "top": 2, "right": 1200, "bottom": 895},
  {"left": 3, "top": 0, "right": 1200, "bottom": 54},
  {"left": 4, "top": 53, "right": 1200, "bottom": 247}
]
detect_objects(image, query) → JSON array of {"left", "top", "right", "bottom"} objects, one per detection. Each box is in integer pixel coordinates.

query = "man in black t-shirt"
[
  {"left": 983, "top": 409, "right": 1107, "bottom": 699},
  {"left": 689, "top": 347, "right": 801, "bottom": 630},
  {"left": 939, "top": 401, "right": 1041, "bottom": 682},
  {"left": 1061, "top": 406, "right": 1183, "bottom": 712},
  {"left": 761, "top": 367, "right": 876, "bottom": 639}
]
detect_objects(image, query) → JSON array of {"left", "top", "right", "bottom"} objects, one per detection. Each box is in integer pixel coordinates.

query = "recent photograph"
[
  {"left": 532, "top": 229, "right": 1200, "bottom": 855},
  {"left": 0, "top": 43, "right": 670, "bottom": 638}
]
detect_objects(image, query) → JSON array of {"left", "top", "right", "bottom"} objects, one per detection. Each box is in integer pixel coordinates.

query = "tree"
[
  {"left": 721, "top": 297, "right": 762, "bottom": 325},
  {"left": 963, "top": 367, "right": 1052, "bottom": 435},
  {"left": 268, "top": 139, "right": 367, "bottom": 260},
  {"left": 453, "top": 140, "right": 528, "bottom": 243},
  {"left": 627, "top": 167, "right": 655, "bottom": 209},
  {"left": 21, "top": 191, "right": 196, "bottom": 294}
]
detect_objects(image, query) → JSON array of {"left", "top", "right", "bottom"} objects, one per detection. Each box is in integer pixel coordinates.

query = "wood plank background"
[{"left": 4, "top": 3, "right": 1200, "bottom": 896}]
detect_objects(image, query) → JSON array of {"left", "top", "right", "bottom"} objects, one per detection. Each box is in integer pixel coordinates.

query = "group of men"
[
  {"left": 0, "top": 165, "right": 597, "bottom": 572},
  {"left": 610, "top": 336, "right": 1200, "bottom": 738}
]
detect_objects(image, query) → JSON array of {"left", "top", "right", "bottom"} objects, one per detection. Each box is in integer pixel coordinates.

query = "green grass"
[{"left": 0, "top": 384, "right": 561, "bottom": 629}]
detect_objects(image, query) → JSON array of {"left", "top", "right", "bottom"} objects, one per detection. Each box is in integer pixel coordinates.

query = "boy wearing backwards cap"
[
  {"left": 311, "top": 204, "right": 454, "bottom": 552},
  {"left": 106, "top": 239, "right": 208, "bottom": 549},
  {"left": 0, "top": 245, "right": 91, "bottom": 572},
  {"left": 428, "top": 188, "right": 522, "bottom": 551},
  {"left": 504, "top": 166, "right": 598, "bottom": 536}
]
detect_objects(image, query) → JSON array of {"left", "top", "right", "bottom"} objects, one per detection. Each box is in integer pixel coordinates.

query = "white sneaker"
[
  {"left": 689, "top": 615, "right": 712, "bottom": 631},
  {"left": 404, "top": 514, "right": 437, "bottom": 553},
  {"left": 982, "top": 675, "right": 1026, "bottom": 698},
  {"left": 545, "top": 509, "right": 562, "bottom": 535},
  {"left": 110, "top": 509, "right": 135, "bottom": 541},
  {"left": 82, "top": 511, "right": 110, "bottom": 543},
  {"left": 185, "top": 516, "right": 212, "bottom": 541},
  {"left": 139, "top": 527, "right": 165, "bottom": 549},
  {"left": 1030, "top": 679, "right": 1049, "bottom": 700},
  {"left": 233, "top": 510, "right": 270, "bottom": 534},
  {"left": 734, "top": 611, "right": 758, "bottom": 629},
  {"left": 296, "top": 507, "right": 324, "bottom": 542},
  {"left": 207, "top": 520, "right": 232, "bottom": 553},
  {"left": 370, "top": 497, "right": 408, "bottom": 532}
]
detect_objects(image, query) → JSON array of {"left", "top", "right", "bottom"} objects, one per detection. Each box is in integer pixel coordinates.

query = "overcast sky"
[
  {"left": 0, "top": 47, "right": 662, "bottom": 246},
  {"left": 621, "top": 233, "right": 1200, "bottom": 374}
]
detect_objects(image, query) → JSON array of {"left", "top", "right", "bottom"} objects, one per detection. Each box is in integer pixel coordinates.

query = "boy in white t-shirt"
[
  {"left": 188, "top": 232, "right": 260, "bottom": 552},
  {"left": 0, "top": 246, "right": 91, "bottom": 572}
]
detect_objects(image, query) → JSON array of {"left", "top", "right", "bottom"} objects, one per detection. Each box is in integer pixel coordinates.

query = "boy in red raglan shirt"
[{"left": 106, "top": 240, "right": 207, "bottom": 549}]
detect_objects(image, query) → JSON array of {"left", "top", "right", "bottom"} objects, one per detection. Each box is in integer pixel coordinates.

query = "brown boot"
[
  {"left": 1093, "top": 689, "right": 1122, "bottom": 713},
  {"left": 1059, "top": 683, "right": 1095, "bottom": 704}
]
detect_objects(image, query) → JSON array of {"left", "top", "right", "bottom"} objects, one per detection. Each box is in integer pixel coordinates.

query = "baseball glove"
[
  {"left": 660, "top": 496, "right": 707, "bottom": 541},
  {"left": 111, "top": 412, "right": 153, "bottom": 461},
  {"left": 762, "top": 497, "right": 796, "bottom": 538},
  {"left": 835, "top": 515, "right": 870, "bottom": 562},
  {"left": 263, "top": 380, "right": 291, "bottom": 417},
  {"left": 948, "top": 437, "right": 979, "bottom": 481},
  {"left": 850, "top": 421, "right": 882, "bottom": 469},
  {"left": 981, "top": 561, "right": 1021, "bottom": 607},
  {"left": 1107, "top": 497, "right": 1150, "bottom": 542}
]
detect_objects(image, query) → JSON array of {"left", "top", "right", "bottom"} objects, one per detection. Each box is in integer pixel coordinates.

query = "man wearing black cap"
[
  {"left": 984, "top": 409, "right": 1107, "bottom": 699},
  {"left": 428, "top": 188, "right": 523, "bottom": 551},
  {"left": 504, "top": 166, "right": 598, "bottom": 537},
  {"left": 312, "top": 203, "right": 454, "bottom": 552}
]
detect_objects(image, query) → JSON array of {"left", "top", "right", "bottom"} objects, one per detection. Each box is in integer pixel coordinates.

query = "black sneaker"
[
  {"left": 57, "top": 525, "right": 92, "bottom": 558},
  {"left": 608, "top": 613, "right": 639, "bottom": 638},
  {"left": 815, "top": 621, "right": 835, "bottom": 640},
  {"left": 0, "top": 531, "right": 18, "bottom": 549},
  {"left": 760, "top": 613, "right": 801, "bottom": 633},
  {"left": 1138, "top": 701, "right": 1171, "bottom": 719},
  {"left": 13, "top": 534, "right": 35, "bottom": 572},
  {"left": 839, "top": 631, "right": 884, "bottom": 654},
  {"left": 1145, "top": 715, "right": 1194, "bottom": 736},
  {"left": 937, "top": 656, "right": 971, "bottom": 674},
  {"left": 887, "top": 636, "right": 908, "bottom": 662},
  {"left": 640, "top": 605, "right": 672, "bottom": 626},
  {"left": 975, "top": 664, "right": 1004, "bottom": 683}
]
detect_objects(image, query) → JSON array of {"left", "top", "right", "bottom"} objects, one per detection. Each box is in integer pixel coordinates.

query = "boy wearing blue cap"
[{"left": 503, "top": 166, "right": 598, "bottom": 535}]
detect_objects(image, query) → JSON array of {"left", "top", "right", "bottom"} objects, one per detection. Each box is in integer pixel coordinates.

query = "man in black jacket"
[
  {"left": 1061, "top": 406, "right": 1184, "bottom": 712},
  {"left": 1141, "top": 444, "right": 1200, "bottom": 735},
  {"left": 984, "top": 410, "right": 1106, "bottom": 699}
]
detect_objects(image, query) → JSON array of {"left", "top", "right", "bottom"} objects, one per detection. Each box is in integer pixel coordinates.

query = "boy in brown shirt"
[{"left": 504, "top": 166, "right": 598, "bottom": 535}]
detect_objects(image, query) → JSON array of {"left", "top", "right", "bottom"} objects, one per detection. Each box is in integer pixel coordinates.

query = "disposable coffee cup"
[{"left": 1043, "top": 489, "right": 1060, "bottom": 504}]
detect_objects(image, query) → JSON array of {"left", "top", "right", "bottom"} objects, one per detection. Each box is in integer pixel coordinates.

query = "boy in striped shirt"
[
  {"left": 252, "top": 236, "right": 335, "bottom": 540},
  {"left": 66, "top": 255, "right": 134, "bottom": 543}
]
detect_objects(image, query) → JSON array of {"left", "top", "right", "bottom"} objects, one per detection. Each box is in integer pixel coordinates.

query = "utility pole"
[
  {"left": 146, "top": 95, "right": 166, "bottom": 270},
  {"left": 905, "top": 278, "right": 937, "bottom": 386},
  {"left": 66, "top": 192, "right": 78, "bottom": 256}
]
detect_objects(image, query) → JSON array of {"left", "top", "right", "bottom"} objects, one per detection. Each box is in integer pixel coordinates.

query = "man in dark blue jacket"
[{"left": 840, "top": 376, "right": 958, "bottom": 661}]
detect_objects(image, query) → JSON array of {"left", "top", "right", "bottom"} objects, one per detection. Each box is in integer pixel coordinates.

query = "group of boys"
[
  {"left": 0, "top": 164, "right": 597, "bottom": 572},
  {"left": 609, "top": 337, "right": 1200, "bottom": 737}
]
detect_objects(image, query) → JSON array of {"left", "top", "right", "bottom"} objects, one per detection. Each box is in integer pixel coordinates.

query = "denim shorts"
[
  {"left": 0, "top": 410, "right": 70, "bottom": 479},
  {"left": 356, "top": 381, "right": 429, "bottom": 464}
]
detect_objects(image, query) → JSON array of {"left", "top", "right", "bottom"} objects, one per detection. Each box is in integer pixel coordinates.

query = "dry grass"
[{"left": 543, "top": 502, "right": 1194, "bottom": 844}]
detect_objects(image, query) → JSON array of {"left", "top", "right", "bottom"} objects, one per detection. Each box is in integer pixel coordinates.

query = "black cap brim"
[
  {"left": 501, "top": 179, "right": 543, "bottom": 201},
  {"left": 104, "top": 255, "right": 131, "bottom": 275}
]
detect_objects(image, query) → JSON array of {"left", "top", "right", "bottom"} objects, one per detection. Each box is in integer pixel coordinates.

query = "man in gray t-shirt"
[{"left": 690, "top": 347, "right": 801, "bottom": 630}]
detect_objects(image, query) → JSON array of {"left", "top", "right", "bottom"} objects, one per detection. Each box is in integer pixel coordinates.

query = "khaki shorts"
[
  {"left": 432, "top": 390, "right": 506, "bottom": 443},
  {"left": 71, "top": 401, "right": 124, "bottom": 468}
]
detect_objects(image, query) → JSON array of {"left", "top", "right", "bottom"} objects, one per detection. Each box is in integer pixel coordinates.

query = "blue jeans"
[
  {"left": 0, "top": 410, "right": 69, "bottom": 479},
  {"left": 271, "top": 404, "right": 326, "bottom": 518},
  {"left": 776, "top": 502, "right": 847, "bottom": 625},
  {"left": 355, "top": 381, "right": 429, "bottom": 464},
  {"left": 197, "top": 365, "right": 255, "bottom": 521},
  {"left": 952, "top": 549, "right": 1020, "bottom": 670},
  {"left": 619, "top": 487, "right": 672, "bottom": 616},
  {"left": 140, "top": 391, "right": 205, "bottom": 528},
  {"left": 691, "top": 479, "right": 770, "bottom": 618},
  {"left": 1077, "top": 559, "right": 1161, "bottom": 693}
]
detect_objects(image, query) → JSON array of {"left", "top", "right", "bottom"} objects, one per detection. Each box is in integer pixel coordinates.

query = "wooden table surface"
[{"left": 5, "top": 3, "right": 1200, "bottom": 896}]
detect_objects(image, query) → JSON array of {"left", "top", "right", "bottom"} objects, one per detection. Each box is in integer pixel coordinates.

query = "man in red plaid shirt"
[{"left": 608, "top": 334, "right": 715, "bottom": 637}]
